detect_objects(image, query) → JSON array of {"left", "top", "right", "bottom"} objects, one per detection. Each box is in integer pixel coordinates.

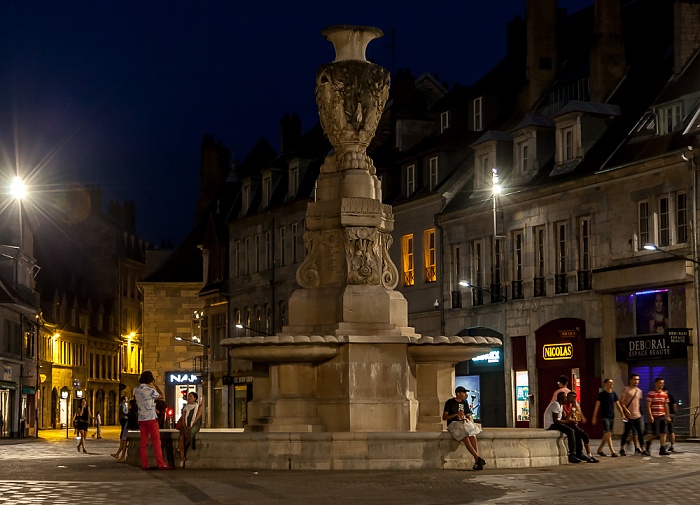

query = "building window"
[
  {"left": 658, "top": 196, "right": 670, "bottom": 247},
  {"left": 406, "top": 164, "right": 415, "bottom": 197},
  {"left": 424, "top": 229, "right": 436, "bottom": 282},
  {"left": 440, "top": 111, "right": 450, "bottom": 133},
  {"left": 244, "top": 237, "right": 250, "bottom": 275},
  {"left": 452, "top": 244, "right": 461, "bottom": 285},
  {"left": 402, "top": 234, "right": 414, "bottom": 286},
  {"left": 242, "top": 182, "right": 251, "bottom": 214},
  {"left": 234, "top": 240, "right": 240, "bottom": 277},
  {"left": 262, "top": 174, "right": 272, "bottom": 208},
  {"left": 677, "top": 192, "right": 688, "bottom": 243},
  {"left": 265, "top": 231, "right": 272, "bottom": 270},
  {"left": 279, "top": 226, "right": 286, "bottom": 267},
  {"left": 563, "top": 128, "right": 574, "bottom": 161},
  {"left": 521, "top": 144, "right": 529, "bottom": 173},
  {"left": 480, "top": 156, "right": 490, "bottom": 189},
  {"left": 289, "top": 166, "right": 299, "bottom": 197},
  {"left": 473, "top": 96, "right": 483, "bottom": 131},
  {"left": 429, "top": 157, "right": 439, "bottom": 190},
  {"left": 534, "top": 226, "right": 546, "bottom": 297},
  {"left": 512, "top": 231, "right": 524, "bottom": 299},
  {"left": 254, "top": 234, "right": 261, "bottom": 272},
  {"left": 578, "top": 217, "right": 591, "bottom": 291},
  {"left": 657, "top": 103, "right": 683, "bottom": 135},
  {"left": 291, "top": 223, "right": 298, "bottom": 263},
  {"left": 638, "top": 201, "right": 650, "bottom": 250},
  {"left": 555, "top": 222, "right": 567, "bottom": 294},
  {"left": 473, "top": 241, "right": 483, "bottom": 305},
  {"left": 491, "top": 237, "right": 504, "bottom": 302}
]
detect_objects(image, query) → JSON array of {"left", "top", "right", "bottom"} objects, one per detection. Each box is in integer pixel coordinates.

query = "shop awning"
[{"left": 21, "top": 386, "right": 35, "bottom": 394}]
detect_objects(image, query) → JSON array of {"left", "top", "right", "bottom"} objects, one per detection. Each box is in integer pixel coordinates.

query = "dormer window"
[
  {"left": 429, "top": 156, "right": 439, "bottom": 190},
  {"left": 289, "top": 166, "right": 299, "bottom": 197},
  {"left": 242, "top": 180, "right": 251, "bottom": 214},
  {"left": 521, "top": 144, "right": 529, "bottom": 172},
  {"left": 555, "top": 122, "right": 581, "bottom": 165},
  {"left": 473, "top": 97, "right": 483, "bottom": 131},
  {"left": 406, "top": 164, "right": 415, "bottom": 197},
  {"left": 440, "top": 111, "right": 450, "bottom": 133},
  {"left": 563, "top": 128, "right": 574, "bottom": 161},
  {"left": 262, "top": 173, "right": 272, "bottom": 208},
  {"left": 479, "top": 155, "right": 491, "bottom": 188},
  {"left": 657, "top": 102, "right": 684, "bottom": 135}
]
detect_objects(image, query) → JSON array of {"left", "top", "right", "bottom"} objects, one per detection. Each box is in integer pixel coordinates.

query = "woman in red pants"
[{"left": 134, "top": 371, "right": 171, "bottom": 470}]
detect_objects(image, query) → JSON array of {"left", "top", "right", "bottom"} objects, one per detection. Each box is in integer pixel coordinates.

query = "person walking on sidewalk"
[
  {"left": 644, "top": 377, "right": 671, "bottom": 456},
  {"left": 443, "top": 386, "right": 486, "bottom": 471},
  {"left": 74, "top": 398, "right": 92, "bottom": 454},
  {"left": 663, "top": 387, "right": 677, "bottom": 452},
  {"left": 134, "top": 371, "right": 171, "bottom": 470},
  {"left": 619, "top": 374, "right": 646, "bottom": 456},
  {"left": 592, "top": 378, "right": 626, "bottom": 457},
  {"left": 91, "top": 412, "right": 102, "bottom": 439},
  {"left": 112, "top": 396, "right": 129, "bottom": 462}
]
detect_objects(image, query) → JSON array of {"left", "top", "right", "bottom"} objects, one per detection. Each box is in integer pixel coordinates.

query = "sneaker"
[
  {"left": 588, "top": 456, "right": 600, "bottom": 463},
  {"left": 659, "top": 448, "right": 670, "bottom": 456},
  {"left": 578, "top": 455, "right": 592, "bottom": 463},
  {"left": 619, "top": 449, "right": 627, "bottom": 457},
  {"left": 568, "top": 455, "right": 582, "bottom": 464}
]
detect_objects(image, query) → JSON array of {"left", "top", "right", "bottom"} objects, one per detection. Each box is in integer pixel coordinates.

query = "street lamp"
[
  {"left": 459, "top": 280, "right": 507, "bottom": 302},
  {"left": 235, "top": 323, "right": 273, "bottom": 337},
  {"left": 643, "top": 243, "right": 700, "bottom": 265},
  {"left": 175, "top": 335, "right": 208, "bottom": 347}
]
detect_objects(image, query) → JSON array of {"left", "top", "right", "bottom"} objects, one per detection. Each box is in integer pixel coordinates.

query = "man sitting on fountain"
[{"left": 443, "top": 386, "right": 487, "bottom": 471}]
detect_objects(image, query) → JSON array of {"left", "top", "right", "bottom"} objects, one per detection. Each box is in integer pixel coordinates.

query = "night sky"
[{"left": 0, "top": 1, "right": 592, "bottom": 247}]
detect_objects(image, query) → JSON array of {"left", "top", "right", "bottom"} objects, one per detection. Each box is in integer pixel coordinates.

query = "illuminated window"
[
  {"left": 402, "top": 234, "right": 415, "bottom": 286},
  {"left": 423, "top": 229, "right": 436, "bottom": 282}
]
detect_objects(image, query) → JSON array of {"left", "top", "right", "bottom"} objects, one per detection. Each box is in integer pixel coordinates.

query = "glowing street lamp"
[
  {"left": 644, "top": 243, "right": 700, "bottom": 265},
  {"left": 459, "top": 280, "right": 507, "bottom": 302},
  {"left": 235, "top": 323, "right": 273, "bottom": 337},
  {"left": 10, "top": 176, "right": 26, "bottom": 200}
]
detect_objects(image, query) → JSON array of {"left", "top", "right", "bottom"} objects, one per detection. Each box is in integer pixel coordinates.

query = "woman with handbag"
[
  {"left": 74, "top": 398, "right": 92, "bottom": 454},
  {"left": 177, "top": 392, "right": 204, "bottom": 468}
]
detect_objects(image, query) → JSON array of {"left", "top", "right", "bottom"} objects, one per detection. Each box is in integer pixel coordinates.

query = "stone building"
[{"left": 34, "top": 189, "right": 146, "bottom": 428}]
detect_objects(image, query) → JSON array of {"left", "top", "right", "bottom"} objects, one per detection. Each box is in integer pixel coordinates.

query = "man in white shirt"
[{"left": 544, "top": 391, "right": 583, "bottom": 464}]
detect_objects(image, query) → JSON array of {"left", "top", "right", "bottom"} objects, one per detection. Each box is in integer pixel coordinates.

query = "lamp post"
[
  {"left": 459, "top": 280, "right": 507, "bottom": 302},
  {"left": 60, "top": 387, "right": 69, "bottom": 439},
  {"left": 234, "top": 323, "right": 273, "bottom": 337},
  {"left": 643, "top": 243, "right": 700, "bottom": 265}
]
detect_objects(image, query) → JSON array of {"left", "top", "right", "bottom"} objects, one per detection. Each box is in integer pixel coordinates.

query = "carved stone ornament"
[
  {"left": 343, "top": 227, "right": 398, "bottom": 288},
  {"left": 315, "top": 26, "right": 390, "bottom": 174}
]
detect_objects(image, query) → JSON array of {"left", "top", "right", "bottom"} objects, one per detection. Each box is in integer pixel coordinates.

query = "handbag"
[{"left": 175, "top": 417, "right": 183, "bottom": 430}]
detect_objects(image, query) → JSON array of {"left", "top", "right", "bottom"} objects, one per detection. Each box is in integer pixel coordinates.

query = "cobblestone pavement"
[{"left": 2, "top": 429, "right": 700, "bottom": 504}]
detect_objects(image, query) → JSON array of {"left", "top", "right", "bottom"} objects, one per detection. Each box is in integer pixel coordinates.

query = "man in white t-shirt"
[{"left": 544, "top": 391, "right": 583, "bottom": 464}]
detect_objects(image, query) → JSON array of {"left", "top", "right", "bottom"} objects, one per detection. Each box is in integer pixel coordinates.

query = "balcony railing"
[
  {"left": 451, "top": 291, "right": 462, "bottom": 309},
  {"left": 403, "top": 271, "right": 414, "bottom": 286},
  {"left": 490, "top": 283, "right": 505, "bottom": 303},
  {"left": 425, "top": 266, "right": 436, "bottom": 283},
  {"left": 472, "top": 289, "right": 484, "bottom": 306},
  {"left": 534, "top": 277, "right": 546, "bottom": 297},
  {"left": 555, "top": 273, "right": 568, "bottom": 294},
  {"left": 511, "top": 280, "right": 524, "bottom": 300},
  {"left": 577, "top": 270, "right": 592, "bottom": 291}
]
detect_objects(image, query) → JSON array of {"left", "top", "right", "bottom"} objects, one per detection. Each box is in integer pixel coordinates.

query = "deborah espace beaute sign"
[{"left": 615, "top": 329, "right": 689, "bottom": 362}]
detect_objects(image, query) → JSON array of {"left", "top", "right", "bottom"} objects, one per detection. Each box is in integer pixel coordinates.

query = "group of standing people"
[{"left": 545, "top": 373, "right": 677, "bottom": 463}]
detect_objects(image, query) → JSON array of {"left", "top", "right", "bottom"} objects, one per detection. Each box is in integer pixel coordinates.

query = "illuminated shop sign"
[
  {"left": 472, "top": 350, "right": 501, "bottom": 363},
  {"left": 166, "top": 372, "right": 201, "bottom": 385},
  {"left": 559, "top": 330, "right": 577, "bottom": 338},
  {"left": 542, "top": 343, "right": 573, "bottom": 360},
  {"left": 616, "top": 330, "right": 689, "bottom": 362}
]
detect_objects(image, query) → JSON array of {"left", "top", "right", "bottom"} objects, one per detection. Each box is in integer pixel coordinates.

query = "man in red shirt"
[{"left": 644, "top": 377, "right": 671, "bottom": 456}]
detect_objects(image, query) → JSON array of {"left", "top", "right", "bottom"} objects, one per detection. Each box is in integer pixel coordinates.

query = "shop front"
[
  {"left": 535, "top": 318, "right": 601, "bottom": 436},
  {"left": 165, "top": 371, "right": 203, "bottom": 424},
  {"left": 455, "top": 348, "right": 506, "bottom": 427}
]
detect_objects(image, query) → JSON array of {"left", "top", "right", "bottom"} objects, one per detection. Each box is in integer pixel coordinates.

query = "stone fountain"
[
  {"left": 129, "top": 26, "right": 570, "bottom": 471},
  {"left": 222, "top": 25, "right": 500, "bottom": 435}
]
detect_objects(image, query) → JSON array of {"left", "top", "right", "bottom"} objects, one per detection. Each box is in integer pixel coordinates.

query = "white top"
[
  {"left": 134, "top": 384, "right": 159, "bottom": 422},
  {"left": 543, "top": 400, "right": 563, "bottom": 430},
  {"left": 181, "top": 399, "right": 202, "bottom": 428}
]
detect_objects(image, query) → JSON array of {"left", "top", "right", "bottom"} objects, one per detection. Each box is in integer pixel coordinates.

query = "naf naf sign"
[{"left": 166, "top": 372, "right": 202, "bottom": 385}]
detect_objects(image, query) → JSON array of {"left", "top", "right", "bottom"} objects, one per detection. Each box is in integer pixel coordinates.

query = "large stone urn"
[{"left": 223, "top": 25, "right": 501, "bottom": 434}]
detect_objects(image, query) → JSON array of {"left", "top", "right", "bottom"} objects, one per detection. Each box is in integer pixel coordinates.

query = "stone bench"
[{"left": 126, "top": 428, "right": 567, "bottom": 470}]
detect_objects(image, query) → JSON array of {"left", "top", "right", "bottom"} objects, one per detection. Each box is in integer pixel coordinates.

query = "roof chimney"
[
  {"left": 674, "top": 0, "right": 700, "bottom": 74},
  {"left": 590, "top": 0, "right": 626, "bottom": 102},
  {"left": 526, "top": 0, "right": 558, "bottom": 109},
  {"left": 280, "top": 113, "right": 302, "bottom": 153},
  {"left": 196, "top": 134, "right": 230, "bottom": 222}
]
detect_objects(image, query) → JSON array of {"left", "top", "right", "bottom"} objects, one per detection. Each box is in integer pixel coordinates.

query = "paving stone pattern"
[{"left": 1, "top": 428, "right": 700, "bottom": 504}]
